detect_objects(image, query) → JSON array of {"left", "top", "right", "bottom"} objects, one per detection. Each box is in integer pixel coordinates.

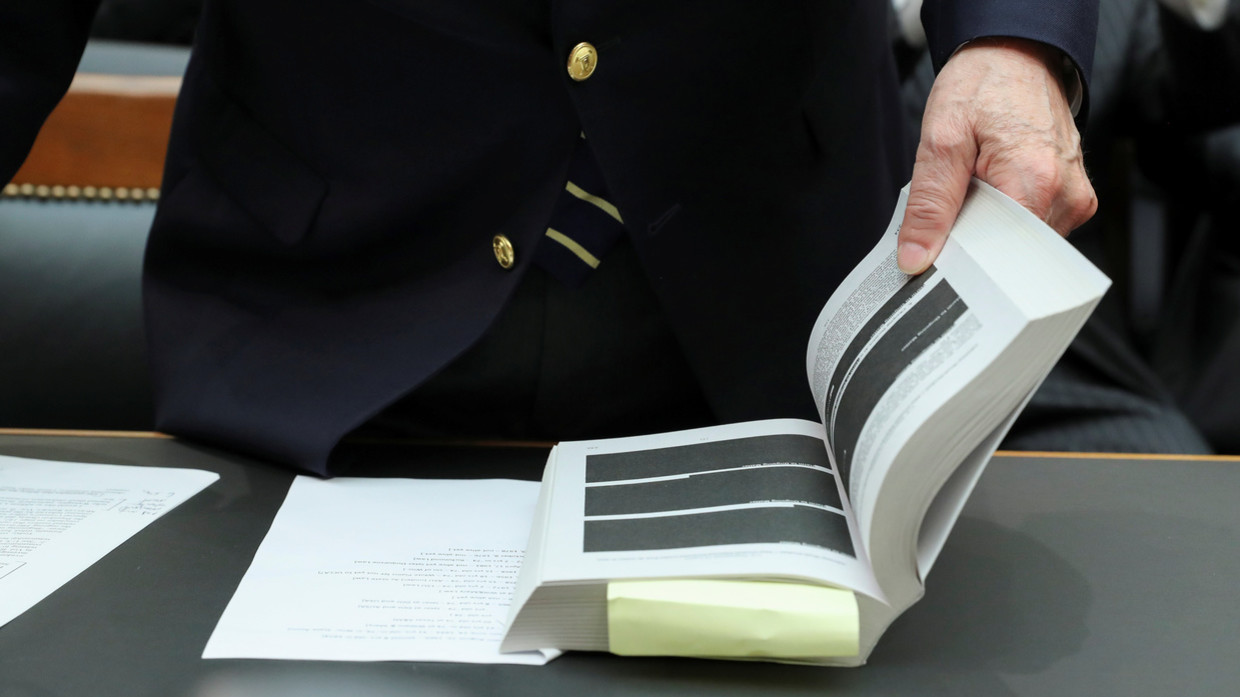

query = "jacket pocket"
[{"left": 195, "top": 73, "right": 327, "bottom": 246}]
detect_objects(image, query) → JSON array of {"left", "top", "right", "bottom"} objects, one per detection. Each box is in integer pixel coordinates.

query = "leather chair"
[{"left": 0, "top": 40, "right": 187, "bottom": 430}]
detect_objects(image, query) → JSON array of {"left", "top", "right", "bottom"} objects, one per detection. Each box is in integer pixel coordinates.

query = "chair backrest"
[
  {"left": 5, "top": 71, "right": 178, "bottom": 200},
  {"left": 0, "top": 42, "right": 185, "bottom": 430}
]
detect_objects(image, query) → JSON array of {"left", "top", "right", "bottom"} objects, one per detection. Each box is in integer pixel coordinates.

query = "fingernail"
[{"left": 898, "top": 242, "right": 928, "bottom": 274}]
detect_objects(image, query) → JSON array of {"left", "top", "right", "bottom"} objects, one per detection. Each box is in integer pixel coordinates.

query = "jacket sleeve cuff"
[{"left": 921, "top": 0, "right": 1099, "bottom": 124}]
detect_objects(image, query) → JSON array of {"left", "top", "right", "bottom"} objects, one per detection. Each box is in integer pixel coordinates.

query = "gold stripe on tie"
[
  {"left": 545, "top": 228, "right": 602, "bottom": 268},
  {"left": 565, "top": 181, "right": 624, "bottom": 223}
]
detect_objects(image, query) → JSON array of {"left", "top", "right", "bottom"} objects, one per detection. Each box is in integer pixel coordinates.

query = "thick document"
[{"left": 500, "top": 180, "right": 1111, "bottom": 665}]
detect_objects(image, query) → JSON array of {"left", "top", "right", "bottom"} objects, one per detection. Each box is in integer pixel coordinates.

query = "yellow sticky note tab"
[{"left": 607, "top": 579, "right": 859, "bottom": 659}]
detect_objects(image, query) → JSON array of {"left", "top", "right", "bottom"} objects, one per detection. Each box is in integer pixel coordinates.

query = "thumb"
[{"left": 898, "top": 135, "right": 975, "bottom": 274}]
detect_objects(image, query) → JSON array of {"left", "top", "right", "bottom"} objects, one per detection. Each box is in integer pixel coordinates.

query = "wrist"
[{"left": 955, "top": 37, "right": 1083, "bottom": 117}]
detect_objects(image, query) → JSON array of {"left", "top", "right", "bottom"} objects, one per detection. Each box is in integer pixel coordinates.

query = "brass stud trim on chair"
[{"left": 2, "top": 182, "right": 160, "bottom": 202}]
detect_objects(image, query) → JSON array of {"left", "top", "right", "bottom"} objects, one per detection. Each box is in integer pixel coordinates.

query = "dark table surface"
[{"left": 1, "top": 431, "right": 1237, "bottom": 697}]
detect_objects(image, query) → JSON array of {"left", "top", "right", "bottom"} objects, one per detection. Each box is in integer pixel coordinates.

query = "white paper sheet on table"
[
  {"left": 202, "top": 476, "right": 557, "bottom": 665},
  {"left": 0, "top": 454, "right": 220, "bottom": 627}
]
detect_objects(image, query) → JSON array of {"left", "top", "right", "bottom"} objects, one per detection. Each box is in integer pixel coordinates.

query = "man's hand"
[{"left": 897, "top": 37, "right": 1098, "bottom": 274}]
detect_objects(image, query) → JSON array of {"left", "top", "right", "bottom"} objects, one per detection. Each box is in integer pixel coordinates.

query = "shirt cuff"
[
  {"left": 1059, "top": 53, "right": 1085, "bottom": 118},
  {"left": 891, "top": 0, "right": 928, "bottom": 49},
  {"left": 1159, "top": 0, "right": 1229, "bottom": 30}
]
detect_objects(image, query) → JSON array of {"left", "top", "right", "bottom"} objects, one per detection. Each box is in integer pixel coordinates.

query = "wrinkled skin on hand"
[{"left": 898, "top": 37, "right": 1098, "bottom": 274}]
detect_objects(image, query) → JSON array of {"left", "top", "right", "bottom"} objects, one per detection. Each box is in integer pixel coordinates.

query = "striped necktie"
[{"left": 533, "top": 136, "right": 626, "bottom": 288}]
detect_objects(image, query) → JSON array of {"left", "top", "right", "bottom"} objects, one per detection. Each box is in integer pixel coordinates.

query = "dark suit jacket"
[{"left": 2, "top": 0, "right": 1097, "bottom": 474}]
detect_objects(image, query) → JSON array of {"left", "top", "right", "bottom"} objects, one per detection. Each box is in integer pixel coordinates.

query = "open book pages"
[
  {"left": 501, "top": 419, "right": 881, "bottom": 660},
  {"left": 502, "top": 179, "right": 1109, "bottom": 665},
  {"left": 806, "top": 179, "right": 1109, "bottom": 655}
]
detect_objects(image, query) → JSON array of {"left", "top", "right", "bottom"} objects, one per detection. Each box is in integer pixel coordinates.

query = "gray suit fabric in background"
[{"left": 1152, "top": 125, "right": 1240, "bottom": 453}]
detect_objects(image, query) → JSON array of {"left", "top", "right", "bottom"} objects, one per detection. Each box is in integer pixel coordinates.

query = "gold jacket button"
[
  {"left": 492, "top": 234, "right": 516, "bottom": 269},
  {"left": 567, "top": 42, "right": 598, "bottom": 81}
]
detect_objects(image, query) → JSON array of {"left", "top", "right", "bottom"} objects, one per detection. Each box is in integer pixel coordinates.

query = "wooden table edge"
[{"left": 0, "top": 429, "right": 1234, "bottom": 460}]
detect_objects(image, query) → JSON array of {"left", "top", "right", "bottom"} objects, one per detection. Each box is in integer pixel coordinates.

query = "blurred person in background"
[{"left": 898, "top": 0, "right": 1240, "bottom": 453}]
